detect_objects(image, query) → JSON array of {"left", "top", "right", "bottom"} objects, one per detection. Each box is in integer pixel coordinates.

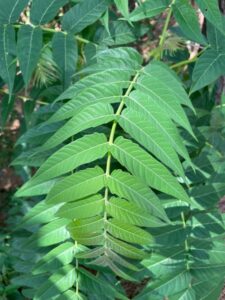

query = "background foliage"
[{"left": 0, "top": 0, "right": 225, "bottom": 299}]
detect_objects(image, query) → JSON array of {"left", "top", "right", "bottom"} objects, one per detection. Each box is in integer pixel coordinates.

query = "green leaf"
[
  {"left": 106, "top": 219, "right": 153, "bottom": 245},
  {"left": 107, "top": 197, "right": 166, "bottom": 227},
  {"left": 25, "top": 218, "right": 70, "bottom": 248},
  {"left": 46, "top": 167, "right": 105, "bottom": 204},
  {"left": 207, "top": 21, "right": 225, "bottom": 51},
  {"left": 73, "top": 233, "right": 104, "bottom": 246},
  {"left": 52, "top": 32, "right": 78, "bottom": 89},
  {"left": 137, "top": 62, "right": 194, "bottom": 136},
  {"left": 0, "top": 0, "right": 29, "bottom": 24},
  {"left": 68, "top": 216, "right": 104, "bottom": 237},
  {"left": 17, "top": 25, "right": 42, "bottom": 86},
  {"left": 106, "top": 249, "right": 139, "bottom": 272},
  {"left": 142, "top": 245, "right": 186, "bottom": 275},
  {"left": 169, "top": 288, "right": 196, "bottom": 300},
  {"left": 114, "top": 0, "right": 129, "bottom": 19},
  {"left": 62, "top": 0, "right": 108, "bottom": 34},
  {"left": 33, "top": 242, "right": 75, "bottom": 275},
  {"left": 55, "top": 290, "right": 82, "bottom": 300},
  {"left": 33, "top": 265, "right": 76, "bottom": 300},
  {"left": 40, "top": 103, "right": 114, "bottom": 152},
  {"left": 191, "top": 49, "right": 225, "bottom": 93},
  {"left": 119, "top": 108, "right": 185, "bottom": 178},
  {"left": 111, "top": 137, "right": 190, "bottom": 204},
  {"left": 56, "top": 194, "right": 104, "bottom": 219},
  {"left": 98, "top": 21, "right": 136, "bottom": 46},
  {"left": 172, "top": 0, "right": 206, "bottom": 45},
  {"left": 27, "top": 133, "right": 108, "bottom": 185},
  {"left": 20, "top": 201, "right": 62, "bottom": 227},
  {"left": 0, "top": 94, "right": 15, "bottom": 128},
  {"left": 126, "top": 91, "right": 191, "bottom": 164},
  {"left": 15, "top": 178, "right": 58, "bottom": 198},
  {"left": 108, "top": 169, "right": 169, "bottom": 222},
  {"left": 47, "top": 69, "right": 127, "bottom": 123},
  {"left": 0, "top": 25, "right": 16, "bottom": 95},
  {"left": 15, "top": 120, "right": 62, "bottom": 145},
  {"left": 76, "top": 247, "right": 104, "bottom": 259},
  {"left": 137, "top": 270, "right": 191, "bottom": 300},
  {"left": 142, "top": 61, "right": 194, "bottom": 111},
  {"left": 30, "top": 0, "right": 68, "bottom": 25},
  {"left": 79, "top": 268, "right": 127, "bottom": 300},
  {"left": 90, "top": 258, "right": 137, "bottom": 282},
  {"left": 129, "top": 0, "right": 170, "bottom": 22},
  {"left": 195, "top": 0, "right": 223, "bottom": 34},
  {"left": 12, "top": 274, "right": 47, "bottom": 289}
]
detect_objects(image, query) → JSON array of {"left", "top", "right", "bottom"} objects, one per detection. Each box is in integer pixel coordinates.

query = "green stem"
[
  {"left": 171, "top": 47, "right": 207, "bottom": 69},
  {"left": 103, "top": 70, "right": 141, "bottom": 243},
  {"left": 181, "top": 211, "right": 190, "bottom": 271},
  {"left": 158, "top": 0, "right": 175, "bottom": 58},
  {"left": 105, "top": 71, "right": 141, "bottom": 177},
  {"left": 13, "top": 24, "right": 95, "bottom": 45},
  {"left": 75, "top": 241, "right": 79, "bottom": 295}
]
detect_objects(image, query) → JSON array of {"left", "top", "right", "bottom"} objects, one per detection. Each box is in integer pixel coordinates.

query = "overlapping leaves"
[{"left": 16, "top": 47, "right": 194, "bottom": 292}]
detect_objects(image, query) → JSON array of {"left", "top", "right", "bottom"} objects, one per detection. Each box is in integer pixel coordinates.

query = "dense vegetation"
[{"left": 0, "top": 0, "right": 225, "bottom": 299}]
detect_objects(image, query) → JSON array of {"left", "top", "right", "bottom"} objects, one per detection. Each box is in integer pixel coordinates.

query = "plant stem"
[
  {"left": 103, "top": 70, "right": 141, "bottom": 246},
  {"left": 13, "top": 24, "right": 95, "bottom": 45},
  {"left": 158, "top": 0, "right": 175, "bottom": 58},
  {"left": 171, "top": 47, "right": 207, "bottom": 69},
  {"left": 75, "top": 241, "right": 79, "bottom": 295},
  {"left": 105, "top": 71, "right": 140, "bottom": 177},
  {"left": 181, "top": 211, "right": 190, "bottom": 271}
]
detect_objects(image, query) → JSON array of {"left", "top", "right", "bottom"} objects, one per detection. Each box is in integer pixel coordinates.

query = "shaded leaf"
[
  {"left": 172, "top": 0, "right": 206, "bottom": 45},
  {"left": 129, "top": 0, "right": 169, "bottom": 22},
  {"left": 33, "top": 265, "right": 76, "bottom": 300},
  {"left": 62, "top": 0, "right": 108, "bottom": 34},
  {"left": 52, "top": 32, "right": 78, "bottom": 89},
  {"left": 30, "top": 0, "right": 68, "bottom": 25},
  {"left": 0, "top": 0, "right": 29, "bottom": 24},
  {"left": 17, "top": 25, "right": 42, "bottom": 86},
  {"left": 0, "top": 25, "right": 16, "bottom": 94},
  {"left": 191, "top": 49, "right": 225, "bottom": 93}
]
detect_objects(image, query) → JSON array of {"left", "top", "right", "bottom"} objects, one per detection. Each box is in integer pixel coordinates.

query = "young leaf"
[{"left": 17, "top": 25, "right": 43, "bottom": 86}]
